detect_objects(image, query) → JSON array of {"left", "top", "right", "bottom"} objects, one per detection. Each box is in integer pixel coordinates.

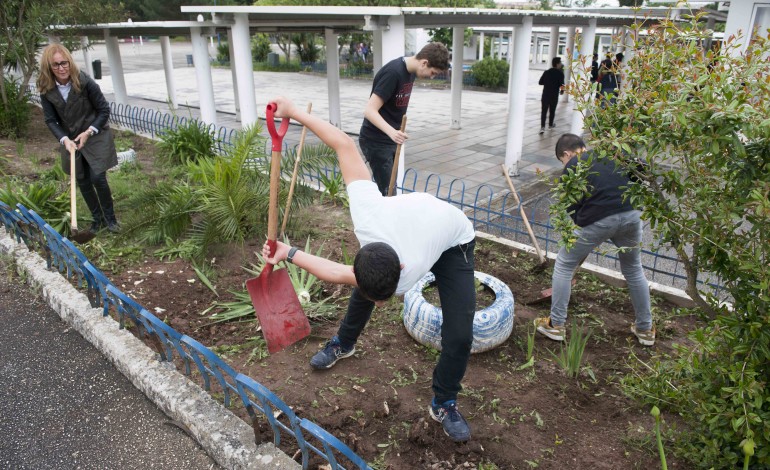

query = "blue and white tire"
[{"left": 402, "top": 271, "right": 515, "bottom": 354}]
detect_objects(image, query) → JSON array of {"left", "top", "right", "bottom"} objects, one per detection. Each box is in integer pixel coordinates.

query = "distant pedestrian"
[
  {"left": 590, "top": 53, "right": 599, "bottom": 83},
  {"left": 538, "top": 57, "right": 565, "bottom": 134},
  {"left": 598, "top": 58, "right": 619, "bottom": 107}
]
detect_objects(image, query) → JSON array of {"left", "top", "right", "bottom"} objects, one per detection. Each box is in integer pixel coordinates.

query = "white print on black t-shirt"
[{"left": 395, "top": 83, "right": 413, "bottom": 107}]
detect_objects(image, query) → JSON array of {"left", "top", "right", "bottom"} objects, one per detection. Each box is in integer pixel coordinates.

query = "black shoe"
[
  {"left": 106, "top": 220, "right": 121, "bottom": 233},
  {"left": 538, "top": 127, "right": 545, "bottom": 134},
  {"left": 430, "top": 399, "right": 471, "bottom": 442},
  {"left": 89, "top": 219, "right": 105, "bottom": 233}
]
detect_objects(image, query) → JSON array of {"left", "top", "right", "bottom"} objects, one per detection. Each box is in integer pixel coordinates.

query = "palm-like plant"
[
  {"left": 156, "top": 119, "right": 219, "bottom": 165},
  {"left": 0, "top": 179, "right": 70, "bottom": 234},
  {"left": 124, "top": 181, "right": 198, "bottom": 245},
  {"left": 187, "top": 125, "right": 269, "bottom": 249},
  {"left": 124, "top": 124, "right": 338, "bottom": 260}
]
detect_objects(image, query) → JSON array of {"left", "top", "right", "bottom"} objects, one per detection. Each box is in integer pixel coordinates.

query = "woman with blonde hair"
[{"left": 38, "top": 43, "right": 119, "bottom": 233}]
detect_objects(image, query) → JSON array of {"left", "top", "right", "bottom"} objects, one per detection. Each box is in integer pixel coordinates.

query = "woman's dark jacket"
[{"left": 40, "top": 71, "right": 117, "bottom": 177}]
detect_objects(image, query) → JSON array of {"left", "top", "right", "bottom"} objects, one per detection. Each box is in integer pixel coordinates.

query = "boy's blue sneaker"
[
  {"left": 309, "top": 336, "right": 355, "bottom": 370},
  {"left": 429, "top": 399, "right": 471, "bottom": 442}
]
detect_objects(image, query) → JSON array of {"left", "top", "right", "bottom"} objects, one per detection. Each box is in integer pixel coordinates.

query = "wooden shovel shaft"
[
  {"left": 69, "top": 147, "right": 78, "bottom": 231},
  {"left": 267, "top": 148, "right": 282, "bottom": 242},
  {"left": 502, "top": 164, "right": 545, "bottom": 264},
  {"left": 387, "top": 115, "right": 408, "bottom": 197},
  {"left": 280, "top": 102, "right": 312, "bottom": 237}
]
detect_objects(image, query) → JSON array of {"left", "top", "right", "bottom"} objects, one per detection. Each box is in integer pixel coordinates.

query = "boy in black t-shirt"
[{"left": 359, "top": 43, "right": 449, "bottom": 195}]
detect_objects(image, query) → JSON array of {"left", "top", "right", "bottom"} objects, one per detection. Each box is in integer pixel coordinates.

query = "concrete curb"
[{"left": 0, "top": 230, "right": 299, "bottom": 470}]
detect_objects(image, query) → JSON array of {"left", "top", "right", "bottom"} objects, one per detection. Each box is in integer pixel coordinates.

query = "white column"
[
  {"left": 504, "top": 17, "right": 532, "bottom": 177},
  {"left": 373, "top": 30, "right": 384, "bottom": 75},
  {"left": 325, "top": 28, "right": 342, "bottom": 128},
  {"left": 570, "top": 19, "right": 597, "bottom": 136},
  {"left": 530, "top": 34, "right": 538, "bottom": 65},
  {"left": 80, "top": 37, "right": 94, "bottom": 78},
  {"left": 498, "top": 32, "right": 504, "bottom": 60},
  {"left": 159, "top": 37, "right": 178, "bottom": 110},
  {"left": 624, "top": 26, "right": 636, "bottom": 63},
  {"left": 104, "top": 32, "right": 128, "bottom": 106},
  {"left": 379, "top": 15, "right": 405, "bottom": 67},
  {"left": 563, "top": 26, "right": 576, "bottom": 103},
  {"left": 507, "top": 28, "right": 515, "bottom": 98},
  {"left": 549, "top": 26, "right": 560, "bottom": 61},
  {"left": 226, "top": 28, "right": 240, "bottom": 122},
  {"left": 450, "top": 26, "right": 465, "bottom": 130},
  {"left": 479, "top": 32, "right": 485, "bottom": 59},
  {"left": 191, "top": 26, "right": 217, "bottom": 126},
  {"left": 232, "top": 14, "right": 256, "bottom": 127}
]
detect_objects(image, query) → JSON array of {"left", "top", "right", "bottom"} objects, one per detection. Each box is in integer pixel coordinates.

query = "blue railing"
[{"left": 0, "top": 200, "right": 371, "bottom": 470}]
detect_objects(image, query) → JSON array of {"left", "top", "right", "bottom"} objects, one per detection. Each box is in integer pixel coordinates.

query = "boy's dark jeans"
[
  {"left": 359, "top": 136, "right": 397, "bottom": 196},
  {"left": 337, "top": 239, "right": 476, "bottom": 404}
]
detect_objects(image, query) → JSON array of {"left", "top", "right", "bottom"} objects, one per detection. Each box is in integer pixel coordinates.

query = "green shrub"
[
  {"left": 0, "top": 180, "right": 70, "bottom": 234},
  {"left": 251, "top": 34, "right": 272, "bottom": 62},
  {"left": 292, "top": 33, "right": 321, "bottom": 64},
  {"left": 216, "top": 41, "right": 229, "bottom": 64},
  {"left": 470, "top": 58, "right": 509, "bottom": 89},
  {"left": 0, "top": 77, "right": 32, "bottom": 138},
  {"left": 560, "top": 15, "right": 770, "bottom": 469},
  {"left": 156, "top": 119, "right": 218, "bottom": 165}
]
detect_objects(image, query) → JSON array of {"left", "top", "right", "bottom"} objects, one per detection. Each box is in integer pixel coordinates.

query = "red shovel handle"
[
  {"left": 265, "top": 103, "right": 288, "bottom": 246},
  {"left": 264, "top": 239, "right": 277, "bottom": 269},
  {"left": 266, "top": 102, "right": 289, "bottom": 152}
]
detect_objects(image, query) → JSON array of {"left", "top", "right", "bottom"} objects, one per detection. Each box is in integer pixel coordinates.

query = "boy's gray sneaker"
[
  {"left": 430, "top": 399, "right": 471, "bottom": 442},
  {"left": 310, "top": 336, "right": 355, "bottom": 370}
]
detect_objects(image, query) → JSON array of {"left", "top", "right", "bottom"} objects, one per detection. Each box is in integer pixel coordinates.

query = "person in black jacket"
[
  {"left": 590, "top": 53, "right": 599, "bottom": 83},
  {"left": 534, "top": 134, "right": 655, "bottom": 346},
  {"left": 538, "top": 57, "right": 565, "bottom": 134},
  {"left": 598, "top": 56, "right": 620, "bottom": 108},
  {"left": 37, "top": 44, "right": 119, "bottom": 233}
]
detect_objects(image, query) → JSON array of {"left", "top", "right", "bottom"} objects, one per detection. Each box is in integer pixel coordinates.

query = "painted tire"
[
  {"left": 116, "top": 149, "right": 136, "bottom": 165},
  {"left": 402, "top": 271, "right": 515, "bottom": 354}
]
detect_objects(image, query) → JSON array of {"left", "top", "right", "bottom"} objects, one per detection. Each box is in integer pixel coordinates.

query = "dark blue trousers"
[{"left": 337, "top": 240, "right": 476, "bottom": 403}]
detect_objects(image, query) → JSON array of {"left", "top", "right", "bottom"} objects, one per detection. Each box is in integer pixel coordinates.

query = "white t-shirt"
[{"left": 347, "top": 180, "right": 475, "bottom": 295}]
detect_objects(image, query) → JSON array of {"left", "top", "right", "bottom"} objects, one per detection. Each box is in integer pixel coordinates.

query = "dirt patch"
[
  {"left": 102, "top": 208, "right": 695, "bottom": 470},
  {"left": 3, "top": 109, "right": 696, "bottom": 469}
]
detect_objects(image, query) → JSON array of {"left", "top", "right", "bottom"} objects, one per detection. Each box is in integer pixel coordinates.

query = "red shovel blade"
[{"left": 246, "top": 264, "right": 311, "bottom": 354}]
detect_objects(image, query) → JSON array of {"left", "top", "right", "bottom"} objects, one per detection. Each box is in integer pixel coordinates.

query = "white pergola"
[{"left": 62, "top": 6, "right": 724, "bottom": 176}]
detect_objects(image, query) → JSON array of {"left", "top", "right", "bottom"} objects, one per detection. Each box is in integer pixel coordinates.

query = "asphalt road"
[{"left": 0, "top": 266, "right": 220, "bottom": 470}]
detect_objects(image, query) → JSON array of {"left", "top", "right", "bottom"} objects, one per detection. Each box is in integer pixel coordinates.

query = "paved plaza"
[{"left": 86, "top": 40, "right": 573, "bottom": 197}]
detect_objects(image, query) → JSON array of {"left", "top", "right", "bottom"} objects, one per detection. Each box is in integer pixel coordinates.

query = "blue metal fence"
[{"left": 0, "top": 202, "right": 371, "bottom": 470}]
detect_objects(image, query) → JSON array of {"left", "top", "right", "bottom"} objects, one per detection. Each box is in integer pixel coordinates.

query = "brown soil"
[{"left": 4, "top": 107, "right": 696, "bottom": 470}]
